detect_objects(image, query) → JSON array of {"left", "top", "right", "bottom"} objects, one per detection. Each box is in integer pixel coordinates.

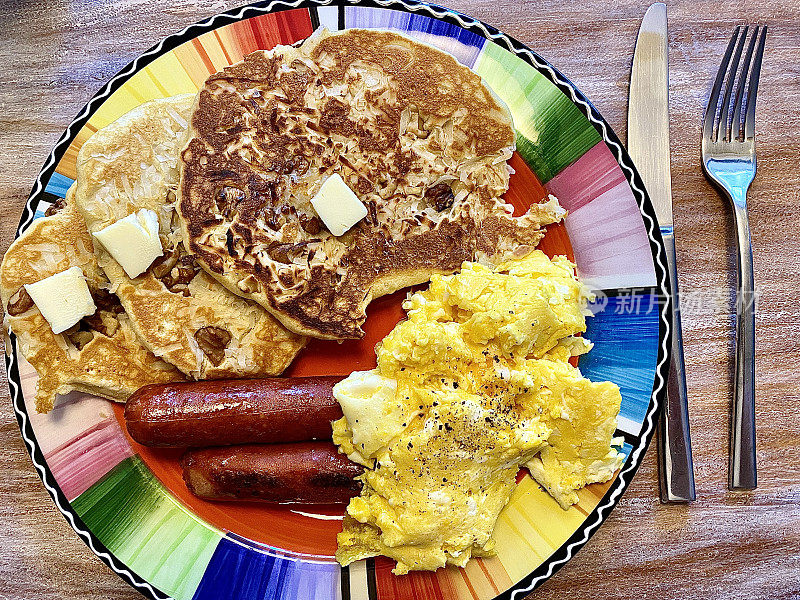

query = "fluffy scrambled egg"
[{"left": 332, "top": 250, "right": 624, "bottom": 574}]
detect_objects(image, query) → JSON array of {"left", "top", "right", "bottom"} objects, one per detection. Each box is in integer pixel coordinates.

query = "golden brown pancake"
[
  {"left": 0, "top": 187, "right": 184, "bottom": 413},
  {"left": 178, "top": 28, "right": 563, "bottom": 340},
  {"left": 75, "top": 96, "right": 305, "bottom": 379}
]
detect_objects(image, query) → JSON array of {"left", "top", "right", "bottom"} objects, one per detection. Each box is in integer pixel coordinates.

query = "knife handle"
[{"left": 658, "top": 229, "right": 696, "bottom": 503}]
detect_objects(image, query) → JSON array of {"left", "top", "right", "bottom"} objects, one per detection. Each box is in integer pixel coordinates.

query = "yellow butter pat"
[
  {"left": 24, "top": 266, "right": 96, "bottom": 334},
  {"left": 93, "top": 209, "right": 162, "bottom": 279},
  {"left": 310, "top": 173, "right": 367, "bottom": 236}
]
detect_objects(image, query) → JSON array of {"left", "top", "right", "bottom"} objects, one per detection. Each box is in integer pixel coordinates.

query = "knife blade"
[{"left": 628, "top": 2, "right": 696, "bottom": 503}]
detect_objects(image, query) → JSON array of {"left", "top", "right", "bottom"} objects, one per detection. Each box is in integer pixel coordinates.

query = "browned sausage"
[
  {"left": 124, "top": 377, "right": 344, "bottom": 447},
  {"left": 181, "top": 442, "right": 363, "bottom": 503}
]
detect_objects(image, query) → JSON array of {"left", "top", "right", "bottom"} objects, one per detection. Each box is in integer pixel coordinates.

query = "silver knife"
[{"left": 628, "top": 2, "right": 696, "bottom": 503}]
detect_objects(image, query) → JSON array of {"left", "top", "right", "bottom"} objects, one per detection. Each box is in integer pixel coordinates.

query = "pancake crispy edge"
[
  {"left": 178, "top": 27, "right": 564, "bottom": 340},
  {"left": 0, "top": 187, "right": 184, "bottom": 413},
  {"left": 75, "top": 95, "right": 306, "bottom": 379}
]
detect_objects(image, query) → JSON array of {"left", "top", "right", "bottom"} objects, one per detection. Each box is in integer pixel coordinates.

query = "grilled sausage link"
[
  {"left": 181, "top": 442, "right": 363, "bottom": 503},
  {"left": 124, "top": 376, "right": 344, "bottom": 447}
]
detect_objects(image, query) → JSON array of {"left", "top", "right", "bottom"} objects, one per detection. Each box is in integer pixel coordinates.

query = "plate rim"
[{"left": 6, "top": 1, "right": 672, "bottom": 599}]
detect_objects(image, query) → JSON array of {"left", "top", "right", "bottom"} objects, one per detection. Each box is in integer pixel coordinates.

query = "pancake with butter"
[
  {"left": 0, "top": 187, "right": 183, "bottom": 413},
  {"left": 75, "top": 95, "right": 305, "bottom": 379},
  {"left": 179, "top": 28, "right": 564, "bottom": 340}
]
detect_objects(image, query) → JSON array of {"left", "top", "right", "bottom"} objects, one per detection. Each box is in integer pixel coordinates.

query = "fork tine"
[
  {"left": 744, "top": 25, "right": 768, "bottom": 140},
  {"left": 731, "top": 27, "right": 759, "bottom": 141},
  {"left": 718, "top": 27, "right": 749, "bottom": 141},
  {"left": 703, "top": 27, "right": 742, "bottom": 141}
]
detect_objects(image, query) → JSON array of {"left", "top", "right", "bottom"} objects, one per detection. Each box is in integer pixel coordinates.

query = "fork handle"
[{"left": 731, "top": 200, "right": 757, "bottom": 490}]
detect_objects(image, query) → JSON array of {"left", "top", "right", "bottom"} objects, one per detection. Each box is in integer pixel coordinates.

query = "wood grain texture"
[{"left": 1, "top": 0, "right": 799, "bottom": 599}]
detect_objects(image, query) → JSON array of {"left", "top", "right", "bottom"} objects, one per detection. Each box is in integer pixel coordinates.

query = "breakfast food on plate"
[
  {"left": 178, "top": 27, "right": 565, "bottom": 340},
  {"left": 125, "top": 376, "right": 343, "bottom": 447},
  {"left": 181, "top": 442, "right": 363, "bottom": 503},
  {"left": 332, "top": 250, "right": 624, "bottom": 574},
  {"left": 0, "top": 187, "right": 183, "bottom": 413},
  {"left": 123, "top": 249, "right": 624, "bottom": 574},
  {"left": 75, "top": 95, "right": 305, "bottom": 379},
  {"left": 2, "top": 23, "right": 627, "bottom": 581}
]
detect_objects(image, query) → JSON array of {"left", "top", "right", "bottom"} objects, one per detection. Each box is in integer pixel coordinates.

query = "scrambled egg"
[{"left": 332, "top": 250, "right": 624, "bottom": 574}]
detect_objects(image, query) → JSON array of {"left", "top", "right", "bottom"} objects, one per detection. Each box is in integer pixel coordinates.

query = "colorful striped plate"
[{"left": 6, "top": 1, "right": 671, "bottom": 599}]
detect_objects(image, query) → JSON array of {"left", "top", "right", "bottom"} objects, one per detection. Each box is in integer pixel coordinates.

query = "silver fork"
[{"left": 701, "top": 25, "right": 767, "bottom": 491}]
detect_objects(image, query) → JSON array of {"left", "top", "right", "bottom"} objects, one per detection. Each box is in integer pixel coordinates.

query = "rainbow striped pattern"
[{"left": 7, "top": 2, "right": 669, "bottom": 599}]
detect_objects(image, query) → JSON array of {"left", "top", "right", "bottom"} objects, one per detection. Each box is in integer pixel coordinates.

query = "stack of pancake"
[{"left": 1, "top": 28, "right": 564, "bottom": 413}]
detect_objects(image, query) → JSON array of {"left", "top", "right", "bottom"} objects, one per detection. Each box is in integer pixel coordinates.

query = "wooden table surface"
[{"left": 1, "top": 0, "right": 798, "bottom": 598}]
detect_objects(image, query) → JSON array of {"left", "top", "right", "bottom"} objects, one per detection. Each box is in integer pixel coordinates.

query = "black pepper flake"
[{"left": 453, "top": 382, "right": 459, "bottom": 389}]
